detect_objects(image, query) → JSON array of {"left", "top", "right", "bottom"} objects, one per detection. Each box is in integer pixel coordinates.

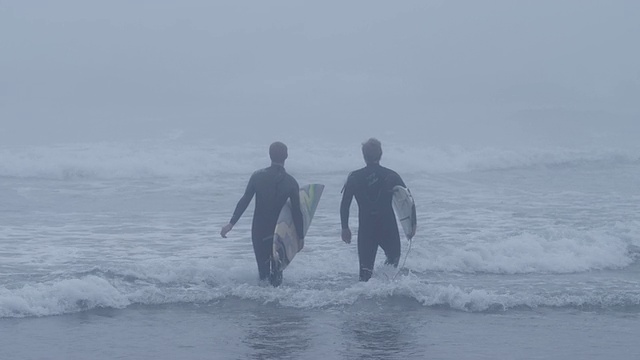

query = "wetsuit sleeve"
[
  {"left": 290, "top": 181, "right": 304, "bottom": 240},
  {"left": 390, "top": 171, "right": 406, "bottom": 188},
  {"left": 340, "top": 174, "right": 355, "bottom": 229},
  {"left": 229, "top": 173, "right": 256, "bottom": 225}
]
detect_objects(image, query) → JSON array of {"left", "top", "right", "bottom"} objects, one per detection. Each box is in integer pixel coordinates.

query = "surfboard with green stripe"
[{"left": 272, "top": 183, "right": 324, "bottom": 273}]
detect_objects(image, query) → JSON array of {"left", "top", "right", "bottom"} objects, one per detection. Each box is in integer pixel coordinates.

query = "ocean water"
[{"left": 1, "top": 139, "right": 639, "bottom": 360}]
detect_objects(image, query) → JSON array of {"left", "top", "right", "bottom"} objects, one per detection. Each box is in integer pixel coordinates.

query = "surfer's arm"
[
  {"left": 409, "top": 202, "right": 417, "bottom": 238},
  {"left": 340, "top": 176, "right": 354, "bottom": 230},
  {"left": 340, "top": 188, "right": 353, "bottom": 244},
  {"left": 290, "top": 185, "right": 304, "bottom": 240},
  {"left": 229, "top": 174, "right": 256, "bottom": 225}
]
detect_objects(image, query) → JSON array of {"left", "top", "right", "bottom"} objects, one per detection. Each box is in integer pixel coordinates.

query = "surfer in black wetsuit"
[
  {"left": 220, "top": 142, "right": 304, "bottom": 287},
  {"left": 340, "top": 138, "right": 414, "bottom": 281}
]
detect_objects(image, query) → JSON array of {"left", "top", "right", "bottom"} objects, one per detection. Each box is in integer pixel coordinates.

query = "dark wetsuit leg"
[
  {"left": 357, "top": 220, "right": 381, "bottom": 281},
  {"left": 253, "top": 228, "right": 283, "bottom": 286},
  {"left": 357, "top": 218, "right": 401, "bottom": 281},
  {"left": 379, "top": 220, "right": 401, "bottom": 267},
  {"left": 252, "top": 235, "right": 272, "bottom": 281}
]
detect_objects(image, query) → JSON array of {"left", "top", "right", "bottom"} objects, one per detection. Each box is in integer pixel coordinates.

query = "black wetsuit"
[
  {"left": 341, "top": 163, "right": 406, "bottom": 281},
  {"left": 229, "top": 164, "right": 304, "bottom": 286}
]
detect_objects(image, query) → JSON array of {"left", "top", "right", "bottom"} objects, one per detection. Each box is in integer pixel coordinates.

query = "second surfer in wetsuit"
[
  {"left": 220, "top": 142, "right": 304, "bottom": 287},
  {"left": 340, "top": 138, "right": 413, "bottom": 281}
]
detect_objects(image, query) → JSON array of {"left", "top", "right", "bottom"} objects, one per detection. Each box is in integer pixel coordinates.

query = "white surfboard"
[{"left": 392, "top": 185, "right": 417, "bottom": 240}]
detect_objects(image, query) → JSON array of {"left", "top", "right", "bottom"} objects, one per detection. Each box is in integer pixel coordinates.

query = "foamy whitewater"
[{"left": 1, "top": 139, "right": 639, "bottom": 359}]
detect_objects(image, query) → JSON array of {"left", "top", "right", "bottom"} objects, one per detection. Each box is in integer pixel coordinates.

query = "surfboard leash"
[{"left": 392, "top": 238, "right": 413, "bottom": 280}]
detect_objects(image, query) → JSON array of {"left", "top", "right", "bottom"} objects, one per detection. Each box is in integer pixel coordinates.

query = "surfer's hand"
[
  {"left": 220, "top": 223, "right": 233, "bottom": 238},
  {"left": 341, "top": 228, "right": 351, "bottom": 244}
]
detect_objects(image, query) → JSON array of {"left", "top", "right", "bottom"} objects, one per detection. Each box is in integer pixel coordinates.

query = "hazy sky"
[{"left": 1, "top": 0, "right": 638, "bottom": 146}]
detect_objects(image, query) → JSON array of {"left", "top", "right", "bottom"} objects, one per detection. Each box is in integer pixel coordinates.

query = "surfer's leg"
[
  {"left": 357, "top": 227, "right": 377, "bottom": 281},
  {"left": 379, "top": 223, "right": 401, "bottom": 268},
  {"left": 269, "top": 263, "right": 282, "bottom": 287},
  {"left": 269, "top": 240, "right": 283, "bottom": 288},
  {"left": 252, "top": 235, "right": 272, "bottom": 281}
]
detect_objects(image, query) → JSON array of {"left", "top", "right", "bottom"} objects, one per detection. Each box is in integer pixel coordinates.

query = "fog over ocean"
[{"left": 2, "top": 1, "right": 639, "bottom": 359}]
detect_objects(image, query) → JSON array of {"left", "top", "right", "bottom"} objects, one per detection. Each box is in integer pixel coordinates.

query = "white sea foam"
[
  {"left": 0, "top": 276, "right": 130, "bottom": 317},
  {"left": 410, "top": 228, "right": 635, "bottom": 274},
  {"left": 2, "top": 268, "right": 639, "bottom": 318}
]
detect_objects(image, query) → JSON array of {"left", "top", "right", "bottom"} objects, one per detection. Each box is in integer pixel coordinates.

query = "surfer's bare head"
[
  {"left": 269, "top": 141, "right": 288, "bottom": 164},
  {"left": 362, "top": 138, "right": 382, "bottom": 165}
]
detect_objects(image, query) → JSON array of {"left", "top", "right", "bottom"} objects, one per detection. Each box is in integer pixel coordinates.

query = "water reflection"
[
  {"left": 341, "top": 308, "right": 419, "bottom": 360},
  {"left": 241, "top": 305, "right": 312, "bottom": 360}
]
